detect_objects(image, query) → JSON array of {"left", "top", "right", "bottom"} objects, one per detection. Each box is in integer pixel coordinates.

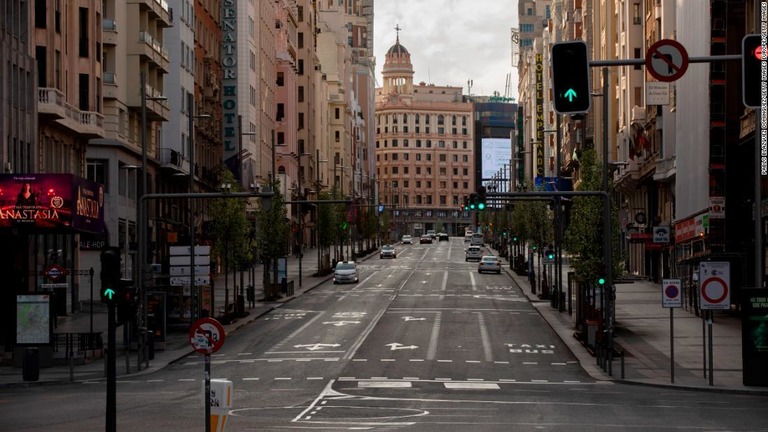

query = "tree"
[
  {"left": 315, "top": 190, "right": 340, "bottom": 274},
  {"left": 563, "top": 148, "right": 621, "bottom": 284},
  {"left": 257, "top": 180, "right": 290, "bottom": 300},
  {"left": 208, "top": 169, "right": 252, "bottom": 311}
]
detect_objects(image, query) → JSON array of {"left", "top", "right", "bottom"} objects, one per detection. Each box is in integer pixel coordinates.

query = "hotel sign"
[
  {"left": 222, "top": 0, "right": 238, "bottom": 169},
  {"left": 0, "top": 174, "right": 105, "bottom": 234},
  {"left": 535, "top": 53, "right": 544, "bottom": 178}
]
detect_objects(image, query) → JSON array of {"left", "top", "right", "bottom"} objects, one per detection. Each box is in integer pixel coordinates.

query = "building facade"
[{"left": 374, "top": 35, "right": 474, "bottom": 239}]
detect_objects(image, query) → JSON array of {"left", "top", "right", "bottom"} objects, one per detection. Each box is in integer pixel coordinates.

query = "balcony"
[
  {"left": 159, "top": 147, "right": 189, "bottom": 176},
  {"left": 134, "top": 31, "right": 170, "bottom": 72},
  {"left": 129, "top": 0, "right": 172, "bottom": 27},
  {"left": 102, "top": 19, "right": 118, "bottom": 45},
  {"left": 38, "top": 88, "right": 105, "bottom": 138},
  {"left": 653, "top": 155, "right": 676, "bottom": 183},
  {"left": 126, "top": 84, "right": 169, "bottom": 121}
]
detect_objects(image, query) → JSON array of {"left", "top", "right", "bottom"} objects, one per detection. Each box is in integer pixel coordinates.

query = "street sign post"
[
  {"left": 662, "top": 278, "right": 682, "bottom": 383},
  {"left": 699, "top": 261, "right": 731, "bottom": 310},
  {"left": 189, "top": 318, "right": 227, "bottom": 432}
]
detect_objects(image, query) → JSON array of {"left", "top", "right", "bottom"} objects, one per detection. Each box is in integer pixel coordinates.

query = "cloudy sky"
[{"left": 373, "top": 0, "right": 519, "bottom": 99}]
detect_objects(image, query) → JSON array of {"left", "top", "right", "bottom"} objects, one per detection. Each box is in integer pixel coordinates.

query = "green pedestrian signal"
[{"left": 551, "top": 41, "right": 591, "bottom": 114}]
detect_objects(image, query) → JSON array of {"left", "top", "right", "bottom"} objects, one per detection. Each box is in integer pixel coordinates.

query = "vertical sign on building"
[
  {"left": 222, "top": 0, "right": 238, "bottom": 167},
  {"left": 535, "top": 53, "right": 544, "bottom": 179},
  {"left": 517, "top": 106, "right": 525, "bottom": 188}
]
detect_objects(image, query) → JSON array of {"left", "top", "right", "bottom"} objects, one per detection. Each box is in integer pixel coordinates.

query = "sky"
[{"left": 373, "top": 0, "right": 519, "bottom": 99}]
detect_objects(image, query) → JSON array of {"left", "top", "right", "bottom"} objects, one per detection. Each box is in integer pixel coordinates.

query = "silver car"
[
  {"left": 478, "top": 256, "right": 502, "bottom": 274},
  {"left": 380, "top": 245, "right": 397, "bottom": 259},
  {"left": 333, "top": 261, "right": 359, "bottom": 284},
  {"left": 401, "top": 235, "right": 413, "bottom": 244},
  {"left": 465, "top": 245, "right": 483, "bottom": 261}
]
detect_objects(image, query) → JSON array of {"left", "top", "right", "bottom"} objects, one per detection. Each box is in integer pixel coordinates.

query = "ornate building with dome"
[{"left": 374, "top": 31, "right": 475, "bottom": 239}]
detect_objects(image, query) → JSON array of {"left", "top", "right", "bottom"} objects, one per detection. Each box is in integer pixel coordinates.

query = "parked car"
[
  {"left": 333, "top": 261, "right": 359, "bottom": 284},
  {"left": 478, "top": 255, "right": 502, "bottom": 273},
  {"left": 401, "top": 235, "right": 413, "bottom": 244},
  {"left": 380, "top": 245, "right": 397, "bottom": 259},
  {"left": 438, "top": 233, "right": 449, "bottom": 242},
  {"left": 465, "top": 245, "right": 483, "bottom": 261},
  {"left": 420, "top": 235, "right": 433, "bottom": 244}
]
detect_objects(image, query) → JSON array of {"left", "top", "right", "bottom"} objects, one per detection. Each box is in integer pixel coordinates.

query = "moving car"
[
  {"left": 420, "top": 235, "right": 433, "bottom": 244},
  {"left": 333, "top": 261, "right": 359, "bottom": 284},
  {"left": 478, "top": 255, "right": 502, "bottom": 273},
  {"left": 470, "top": 233, "right": 485, "bottom": 246},
  {"left": 401, "top": 235, "right": 413, "bottom": 244},
  {"left": 426, "top": 229, "right": 437, "bottom": 239},
  {"left": 465, "top": 245, "right": 483, "bottom": 261},
  {"left": 380, "top": 245, "right": 397, "bottom": 259},
  {"left": 438, "top": 233, "right": 449, "bottom": 242}
]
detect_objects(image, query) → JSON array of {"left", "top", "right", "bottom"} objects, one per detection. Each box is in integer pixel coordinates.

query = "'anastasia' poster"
[{"left": 0, "top": 174, "right": 105, "bottom": 234}]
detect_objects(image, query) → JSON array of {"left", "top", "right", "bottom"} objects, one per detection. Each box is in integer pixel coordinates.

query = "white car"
[
  {"left": 333, "top": 261, "right": 359, "bottom": 284},
  {"left": 478, "top": 256, "right": 502, "bottom": 274},
  {"left": 465, "top": 245, "right": 483, "bottom": 261},
  {"left": 401, "top": 235, "right": 413, "bottom": 244}
]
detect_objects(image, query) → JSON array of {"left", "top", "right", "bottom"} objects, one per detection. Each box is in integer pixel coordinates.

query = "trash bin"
[
  {"left": 23, "top": 347, "right": 39, "bottom": 382},
  {"left": 146, "top": 331, "right": 155, "bottom": 360}
]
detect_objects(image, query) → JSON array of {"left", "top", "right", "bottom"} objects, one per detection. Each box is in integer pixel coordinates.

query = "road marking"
[
  {"left": 242, "top": 378, "right": 260, "bottom": 381},
  {"left": 531, "top": 379, "right": 549, "bottom": 383},
  {"left": 437, "top": 359, "right": 452, "bottom": 363},
  {"left": 440, "top": 271, "right": 448, "bottom": 300},
  {"left": 322, "top": 321, "right": 360, "bottom": 326},
  {"left": 444, "top": 382, "right": 500, "bottom": 390},
  {"left": 359, "top": 381, "right": 412, "bottom": 388},
  {"left": 494, "top": 361, "right": 510, "bottom": 365},
  {"left": 403, "top": 316, "right": 426, "bottom": 321},
  {"left": 465, "top": 360, "right": 481, "bottom": 363},
  {"left": 294, "top": 343, "right": 341, "bottom": 351},
  {"left": 409, "top": 359, "right": 425, "bottom": 362},
  {"left": 426, "top": 311, "right": 442, "bottom": 360},
  {"left": 343, "top": 307, "right": 388, "bottom": 361},
  {"left": 352, "top": 358, "right": 367, "bottom": 362},
  {"left": 470, "top": 271, "right": 477, "bottom": 291},
  {"left": 307, "top": 377, "right": 324, "bottom": 380},
  {"left": 477, "top": 312, "right": 494, "bottom": 362},
  {"left": 523, "top": 362, "right": 538, "bottom": 365},
  {"left": 178, "top": 378, "right": 196, "bottom": 382},
  {"left": 237, "top": 352, "right": 252, "bottom": 356},
  {"left": 275, "top": 377, "right": 292, "bottom": 380},
  {"left": 386, "top": 343, "right": 418, "bottom": 351},
  {"left": 381, "top": 359, "right": 396, "bottom": 362}
]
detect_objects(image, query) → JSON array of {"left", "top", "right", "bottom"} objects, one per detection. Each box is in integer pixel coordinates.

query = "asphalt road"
[{"left": 1, "top": 238, "right": 766, "bottom": 431}]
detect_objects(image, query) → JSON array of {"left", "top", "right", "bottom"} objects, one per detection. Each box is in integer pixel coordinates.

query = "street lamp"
[
  {"left": 138, "top": 71, "right": 167, "bottom": 370},
  {"left": 187, "top": 94, "right": 210, "bottom": 324},
  {"left": 316, "top": 152, "right": 329, "bottom": 275},
  {"left": 297, "top": 152, "right": 312, "bottom": 288}
]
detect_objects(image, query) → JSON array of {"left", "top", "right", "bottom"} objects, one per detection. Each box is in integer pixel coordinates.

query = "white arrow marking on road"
[
  {"left": 294, "top": 343, "right": 341, "bottom": 351},
  {"left": 402, "top": 316, "right": 426, "bottom": 321},
  {"left": 322, "top": 321, "right": 360, "bottom": 327},
  {"left": 386, "top": 343, "right": 418, "bottom": 351}
]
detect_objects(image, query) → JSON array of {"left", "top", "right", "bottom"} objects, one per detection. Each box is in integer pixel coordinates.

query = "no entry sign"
[
  {"left": 662, "top": 279, "right": 682, "bottom": 308},
  {"left": 699, "top": 262, "right": 731, "bottom": 310}
]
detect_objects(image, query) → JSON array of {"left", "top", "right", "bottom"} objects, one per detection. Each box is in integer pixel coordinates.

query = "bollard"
[
  {"left": 23, "top": 347, "right": 40, "bottom": 382},
  {"left": 207, "top": 379, "right": 233, "bottom": 432}
]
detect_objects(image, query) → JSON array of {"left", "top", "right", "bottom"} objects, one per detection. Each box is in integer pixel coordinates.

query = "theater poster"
[{"left": 0, "top": 174, "right": 105, "bottom": 234}]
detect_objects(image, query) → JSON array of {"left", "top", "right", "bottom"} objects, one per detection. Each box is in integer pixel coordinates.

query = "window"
[
  {"left": 298, "top": 32, "right": 304, "bottom": 48},
  {"left": 416, "top": 168, "right": 421, "bottom": 175},
  {"left": 392, "top": 153, "right": 398, "bottom": 161},
  {"left": 634, "top": 48, "right": 642, "bottom": 70},
  {"left": 463, "top": 155, "right": 468, "bottom": 162},
  {"left": 404, "top": 181, "right": 409, "bottom": 188},
  {"left": 298, "top": 59, "right": 304, "bottom": 75},
  {"left": 392, "top": 139, "right": 398, "bottom": 147},
  {"left": 437, "top": 114, "right": 445, "bottom": 125},
  {"left": 277, "top": 72, "right": 284, "bottom": 86},
  {"left": 438, "top": 127, "right": 445, "bottom": 135},
  {"left": 416, "top": 181, "right": 422, "bottom": 188},
  {"left": 335, "top": 108, "right": 340, "bottom": 119},
  {"left": 404, "top": 139, "right": 409, "bottom": 147},
  {"left": 403, "top": 153, "right": 409, "bottom": 160},
  {"left": 438, "top": 141, "right": 446, "bottom": 148},
  {"left": 298, "top": 86, "right": 304, "bottom": 102},
  {"left": 404, "top": 167, "right": 409, "bottom": 174},
  {"left": 426, "top": 154, "right": 432, "bottom": 161},
  {"left": 298, "top": 112, "right": 305, "bottom": 129},
  {"left": 87, "top": 159, "right": 108, "bottom": 191},
  {"left": 335, "top": 131, "right": 340, "bottom": 142},
  {"left": 439, "top": 154, "right": 446, "bottom": 162},
  {"left": 392, "top": 167, "right": 399, "bottom": 174},
  {"left": 277, "top": 103, "right": 285, "bottom": 121},
  {"left": 277, "top": 132, "right": 285, "bottom": 145},
  {"left": 426, "top": 140, "right": 432, "bottom": 148},
  {"left": 416, "top": 140, "right": 422, "bottom": 148}
]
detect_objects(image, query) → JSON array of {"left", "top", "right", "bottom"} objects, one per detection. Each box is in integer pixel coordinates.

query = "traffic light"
[
  {"left": 117, "top": 279, "right": 137, "bottom": 326},
  {"left": 477, "top": 186, "right": 487, "bottom": 211},
  {"left": 468, "top": 193, "right": 478, "bottom": 210},
  {"left": 545, "top": 247, "right": 555, "bottom": 260},
  {"left": 551, "top": 41, "right": 591, "bottom": 114},
  {"left": 597, "top": 275, "right": 606, "bottom": 286},
  {"left": 512, "top": 235, "right": 519, "bottom": 243},
  {"left": 742, "top": 34, "right": 763, "bottom": 108},
  {"left": 100, "top": 247, "right": 121, "bottom": 303}
]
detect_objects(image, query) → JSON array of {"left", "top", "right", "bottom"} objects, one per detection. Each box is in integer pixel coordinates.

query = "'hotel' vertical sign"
[
  {"left": 222, "top": 0, "right": 238, "bottom": 165},
  {"left": 535, "top": 53, "right": 544, "bottom": 179}
]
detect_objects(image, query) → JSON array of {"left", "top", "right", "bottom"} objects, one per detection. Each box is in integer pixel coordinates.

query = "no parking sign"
[
  {"left": 662, "top": 279, "right": 682, "bottom": 308},
  {"left": 699, "top": 262, "right": 731, "bottom": 310}
]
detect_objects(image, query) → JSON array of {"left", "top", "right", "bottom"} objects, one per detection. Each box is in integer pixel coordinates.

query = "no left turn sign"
[{"left": 646, "top": 39, "right": 689, "bottom": 82}]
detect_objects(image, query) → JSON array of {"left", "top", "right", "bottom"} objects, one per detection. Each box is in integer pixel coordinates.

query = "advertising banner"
[{"left": 0, "top": 174, "right": 105, "bottom": 234}]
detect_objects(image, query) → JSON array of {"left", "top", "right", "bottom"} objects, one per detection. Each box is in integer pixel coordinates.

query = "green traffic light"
[
  {"left": 477, "top": 203, "right": 485, "bottom": 210},
  {"left": 564, "top": 88, "right": 577, "bottom": 102},
  {"left": 103, "top": 288, "right": 116, "bottom": 300},
  {"left": 598, "top": 277, "right": 605, "bottom": 285}
]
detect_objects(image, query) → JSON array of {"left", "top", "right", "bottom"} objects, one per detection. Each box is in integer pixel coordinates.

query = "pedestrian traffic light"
[
  {"left": 742, "top": 34, "right": 763, "bottom": 108},
  {"left": 117, "top": 279, "right": 137, "bottom": 326},
  {"left": 468, "top": 193, "right": 477, "bottom": 210},
  {"left": 477, "top": 186, "right": 487, "bottom": 211},
  {"left": 552, "top": 41, "right": 591, "bottom": 114},
  {"left": 100, "top": 247, "right": 121, "bottom": 303}
]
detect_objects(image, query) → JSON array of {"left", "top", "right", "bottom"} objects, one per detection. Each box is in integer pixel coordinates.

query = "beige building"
[{"left": 375, "top": 34, "right": 474, "bottom": 239}]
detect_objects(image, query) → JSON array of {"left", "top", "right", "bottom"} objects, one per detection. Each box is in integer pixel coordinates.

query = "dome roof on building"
[{"left": 387, "top": 41, "right": 409, "bottom": 55}]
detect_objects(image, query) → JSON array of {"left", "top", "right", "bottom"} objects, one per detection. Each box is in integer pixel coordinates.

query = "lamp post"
[
  {"left": 187, "top": 94, "right": 210, "bottom": 324},
  {"left": 297, "top": 152, "right": 312, "bottom": 287},
  {"left": 138, "top": 71, "right": 167, "bottom": 370},
  {"left": 316, "top": 150, "right": 328, "bottom": 274}
]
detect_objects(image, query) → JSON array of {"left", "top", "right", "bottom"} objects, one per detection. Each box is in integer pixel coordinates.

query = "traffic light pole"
[{"left": 106, "top": 301, "right": 116, "bottom": 432}]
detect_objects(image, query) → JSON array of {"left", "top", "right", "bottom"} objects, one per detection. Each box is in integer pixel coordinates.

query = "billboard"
[
  {"left": 481, "top": 138, "right": 512, "bottom": 185},
  {"left": 0, "top": 174, "right": 105, "bottom": 234}
]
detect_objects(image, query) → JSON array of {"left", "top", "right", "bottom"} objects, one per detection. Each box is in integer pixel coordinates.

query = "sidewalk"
[
  {"left": 2, "top": 243, "right": 767, "bottom": 395},
  {"left": 0, "top": 245, "right": 352, "bottom": 388},
  {"left": 498, "top": 249, "right": 768, "bottom": 395}
]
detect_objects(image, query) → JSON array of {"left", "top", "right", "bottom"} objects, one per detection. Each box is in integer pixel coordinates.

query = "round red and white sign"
[
  {"left": 189, "top": 318, "right": 226, "bottom": 355},
  {"left": 700, "top": 277, "right": 728, "bottom": 304}
]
